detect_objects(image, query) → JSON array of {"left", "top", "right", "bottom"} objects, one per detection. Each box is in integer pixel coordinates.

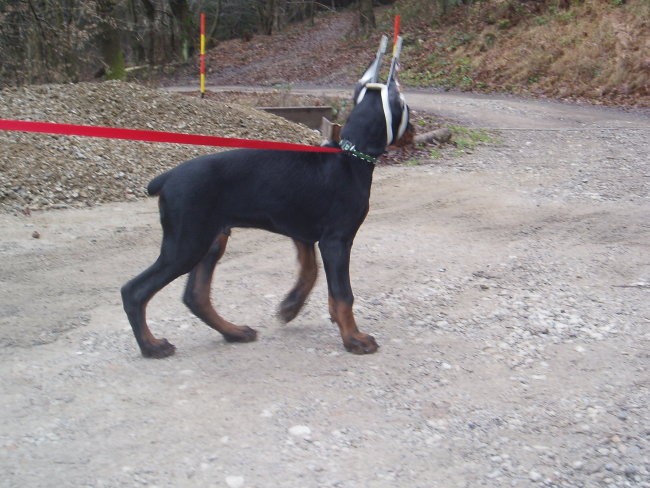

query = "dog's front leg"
[{"left": 318, "top": 239, "right": 378, "bottom": 354}]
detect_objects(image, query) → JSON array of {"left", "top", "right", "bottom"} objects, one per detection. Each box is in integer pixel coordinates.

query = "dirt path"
[{"left": 1, "top": 91, "right": 649, "bottom": 487}]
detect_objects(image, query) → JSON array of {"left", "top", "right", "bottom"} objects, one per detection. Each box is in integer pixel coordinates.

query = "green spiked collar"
[{"left": 339, "top": 139, "right": 377, "bottom": 165}]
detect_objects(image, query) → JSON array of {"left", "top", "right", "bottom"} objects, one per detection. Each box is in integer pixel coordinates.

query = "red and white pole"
[
  {"left": 393, "top": 15, "right": 400, "bottom": 55},
  {"left": 200, "top": 12, "right": 206, "bottom": 98}
]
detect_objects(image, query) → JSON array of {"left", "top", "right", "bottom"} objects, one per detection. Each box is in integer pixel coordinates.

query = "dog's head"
[{"left": 342, "top": 36, "right": 411, "bottom": 157}]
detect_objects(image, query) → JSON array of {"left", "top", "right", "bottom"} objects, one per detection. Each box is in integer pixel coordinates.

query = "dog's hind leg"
[
  {"left": 122, "top": 203, "right": 217, "bottom": 358},
  {"left": 121, "top": 255, "right": 196, "bottom": 358},
  {"left": 278, "top": 240, "right": 318, "bottom": 323},
  {"left": 183, "top": 232, "right": 258, "bottom": 343},
  {"left": 319, "top": 239, "right": 379, "bottom": 354}
]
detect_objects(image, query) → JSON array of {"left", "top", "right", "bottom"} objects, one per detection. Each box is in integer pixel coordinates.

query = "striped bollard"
[{"left": 200, "top": 12, "right": 205, "bottom": 98}]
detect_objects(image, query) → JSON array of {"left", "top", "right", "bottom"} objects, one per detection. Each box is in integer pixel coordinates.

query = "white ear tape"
[
  {"left": 358, "top": 35, "right": 388, "bottom": 86},
  {"left": 380, "top": 85, "right": 393, "bottom": 146},
  {"left": 397, "top": 95, "right": 409, "bottom": 140}
]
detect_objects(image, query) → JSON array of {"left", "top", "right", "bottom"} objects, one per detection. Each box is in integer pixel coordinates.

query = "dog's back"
[{"left": 144, "top": 149, "right": 371, "bottom": 243}]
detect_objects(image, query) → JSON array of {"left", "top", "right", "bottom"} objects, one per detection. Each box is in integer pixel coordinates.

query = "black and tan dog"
[{"left": 121, "top": 37, "right": 410, "bottom": 358}]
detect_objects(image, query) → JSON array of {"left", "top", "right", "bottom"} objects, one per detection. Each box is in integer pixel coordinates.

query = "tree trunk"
[
  {"left": 26, "top": 0, "right": 52, "bottom": 80},
  {"left": 207, "top": 0, "right": 222, "bottom": 48},
  {"left": 96, "top": 0, "right": 126, "bottom": 80},
  {"left": 359, "top": 0, "right": 375, "bottom": 33},
  {"left": 305, "top": 0, "right": 315, "bottom": 27},
  {"left": 170, "top": 0, "right": 193, "bottom": 61},
  {"left": 126, "top": 0, "right": 146, "bottom": 64},
  {"left": 140, "top": 0, "right": 156, "bottom": 65},
  {"left": 259, "top": 0, "right": 275, "bottom": 35}
]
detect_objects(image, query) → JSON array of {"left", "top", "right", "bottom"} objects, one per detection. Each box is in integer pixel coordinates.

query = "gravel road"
[{"left": 1, "top": 89, "right": 649, "bottom": 487}]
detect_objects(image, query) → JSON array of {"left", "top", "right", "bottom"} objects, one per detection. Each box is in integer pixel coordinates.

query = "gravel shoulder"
[
  {"left": 1, "top": 90, "right": 649, "bottom": 487},
  {"left": 0, "top": 82, "right": 320, "bottom": 212}
]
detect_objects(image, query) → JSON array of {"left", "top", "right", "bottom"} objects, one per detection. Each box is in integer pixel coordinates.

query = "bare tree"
[
  {"left": 0, "top": 0, "right": 384, "bottom": 87},
  {"left": 0, "top": 0, "right": 97, "bottom": 85},
  {"left": 257, "top": 0, "right": 276, "bottom": 35},
  {"left": 169, "top": 0, "right": 193, "bottom": 61},
  {"left": 359, "top": 0, "right": 375, "bottom": 33},
  {"left": 96, "top": 0, "right": 126, "bottom": 79}
]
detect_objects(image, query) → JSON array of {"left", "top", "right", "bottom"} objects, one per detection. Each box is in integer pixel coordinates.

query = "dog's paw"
[
  {"left": 223, "top": 326, "right": 258, "bottom": 343},
  {"left": 278, "top": 298, "right": 304, "bottom": 324},
  {"left": 343, "top": 333, "right": 379, "bottom": 355},
  {"left": 141, "top": 338, "right": 176, "bottom": 359}
]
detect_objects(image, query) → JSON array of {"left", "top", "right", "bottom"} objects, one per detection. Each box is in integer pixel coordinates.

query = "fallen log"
[{"left": 414, "top": 127, "right": 452, "bottom": 145}]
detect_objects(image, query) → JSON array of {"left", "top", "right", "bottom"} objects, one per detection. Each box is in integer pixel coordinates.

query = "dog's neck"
[
  {"left": 339, "top": 139, "right": 378, "bottom": 165},
  {"left": 339, "top": 91, "right": 395, "bottom": 162},
  {"left": 339, "top": 122, "right": 386, "bottom": 160}
]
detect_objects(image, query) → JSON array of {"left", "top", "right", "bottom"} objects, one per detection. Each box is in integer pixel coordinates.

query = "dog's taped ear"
[
  {"left": 386, "top": 36, "right": 410, "bottom": 145},
  {"left": 354, "top": 35, "right": 388, "bottom": 105},
  {"left": 387, "top": 77, "right": 410, "bottom": 144}
]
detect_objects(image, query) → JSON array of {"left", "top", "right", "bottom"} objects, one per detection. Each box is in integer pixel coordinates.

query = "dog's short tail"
[{"left": 147, "top": 171, "right": 171, "bottom": 196}]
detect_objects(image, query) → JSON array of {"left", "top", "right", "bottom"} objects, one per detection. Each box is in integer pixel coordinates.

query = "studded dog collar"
[{"left": 339, "top": 139, "right": 378, "bottom": 165}]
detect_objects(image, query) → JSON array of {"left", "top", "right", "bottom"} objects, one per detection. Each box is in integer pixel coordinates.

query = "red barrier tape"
[{"left": 0, "top": 118, "right": 342, "bottom": 154}]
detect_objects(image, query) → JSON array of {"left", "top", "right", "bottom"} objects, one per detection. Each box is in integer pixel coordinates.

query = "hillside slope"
[{"left": 399, "top": 0, "right": 649, "bottom": 107}]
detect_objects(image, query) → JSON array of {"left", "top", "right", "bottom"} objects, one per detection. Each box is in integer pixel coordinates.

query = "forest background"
[{"left": 0, "top": 0, "right": 648, "bottom": 106}]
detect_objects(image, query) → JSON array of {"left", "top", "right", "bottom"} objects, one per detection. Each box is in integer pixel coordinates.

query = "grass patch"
[
  {"left": 405, "top": 157, "right": 422, "bottom": 166},
  {"left": 450, "top": 125, "right": 497, "bottom": 151}
]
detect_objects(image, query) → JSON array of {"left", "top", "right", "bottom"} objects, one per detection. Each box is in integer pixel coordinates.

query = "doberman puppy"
[{"left": 121, "top": 38, "right": 410, "bottom": 358}]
